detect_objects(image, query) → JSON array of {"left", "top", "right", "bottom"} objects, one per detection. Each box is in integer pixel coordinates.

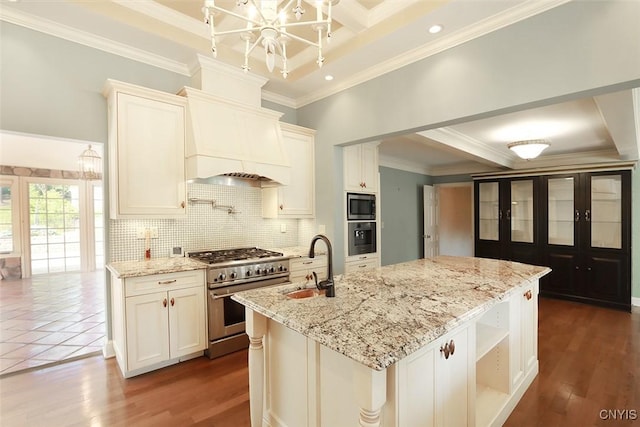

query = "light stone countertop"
[
  {"left": 232, "top": 256, "right": 551, "bottom": 371},
  {"left": 107, "top": 257, "right": 208, "bottom": 278}
]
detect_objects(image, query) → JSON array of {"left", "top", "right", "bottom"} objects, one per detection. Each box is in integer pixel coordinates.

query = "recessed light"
[
  {"left": 324, "top": 75, "right": 334, "bottom": 81},
  {"left": 428, "top": 24, "right": 443, "bottom": 34}
]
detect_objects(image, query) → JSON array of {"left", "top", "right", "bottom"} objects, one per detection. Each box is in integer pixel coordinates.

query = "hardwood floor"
[{"left": 0, "top": 297, "right": 638, "bottom": 426}]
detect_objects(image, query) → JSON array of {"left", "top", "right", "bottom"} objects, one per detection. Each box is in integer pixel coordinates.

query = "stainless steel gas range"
[{"left": 188, "top": 247, "right": 290, "bottom": 359}]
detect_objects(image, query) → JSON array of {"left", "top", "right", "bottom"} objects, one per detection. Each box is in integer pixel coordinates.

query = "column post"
[{"left": 245, "top": 308, "right": 267, "bottom": 427}]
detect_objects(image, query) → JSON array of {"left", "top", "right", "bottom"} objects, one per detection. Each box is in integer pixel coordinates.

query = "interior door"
[{"left": 423, "top": 185, "right": 437, "bottom": 258}]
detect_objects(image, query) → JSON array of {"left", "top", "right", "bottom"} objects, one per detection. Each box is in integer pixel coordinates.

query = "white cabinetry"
[
  {"left": 263, "top": 124, "right": 315, "bottom": 218},
  {"left": 111, "top": 269, "right": 207, "bottom": 378},
  {"left": 289, "top": 255, "right": 327, "bottom": 285},
  {"left": 103, "top": 80, "right": 187, "bottom": 219},
  {"left": 344, "top": 143, "right": 379, "bottom": 192},
  {"left": 396, "top": 324, "right": 473, "bottom": 427},
  {"left": 344, "top": 254, "right": 379, "bottom": 274}
]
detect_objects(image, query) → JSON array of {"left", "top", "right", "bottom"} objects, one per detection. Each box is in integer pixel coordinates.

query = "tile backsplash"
[{"left": 109, "top": 183, "right": 317, "bottom": 262}]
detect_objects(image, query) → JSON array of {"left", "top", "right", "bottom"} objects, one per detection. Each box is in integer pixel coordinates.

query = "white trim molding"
[{"left": 632, "top": 297, "right": 640, "bottom": 308}]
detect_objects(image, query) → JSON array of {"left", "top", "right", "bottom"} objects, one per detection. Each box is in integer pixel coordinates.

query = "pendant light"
[{"left": 78, "top": 145, "right": 102, "bottom": 180}]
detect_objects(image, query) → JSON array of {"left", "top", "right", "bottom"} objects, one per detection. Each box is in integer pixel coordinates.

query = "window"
[{"left": 0, "top": 176, "right": 19, "bottom": 255}]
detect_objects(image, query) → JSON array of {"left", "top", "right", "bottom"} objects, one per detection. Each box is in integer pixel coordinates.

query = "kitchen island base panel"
[{"left": 244, "top": 279, "right": 541, "bottom": 427}]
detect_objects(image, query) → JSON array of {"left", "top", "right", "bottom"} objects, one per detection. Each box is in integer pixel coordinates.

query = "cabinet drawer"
[
  {"left": 345, "top": 257, "right": 378, "bottom": 274},
  {"left": 290, "top": 256, "right": 327, "bottom": 272},
  {"left": 125, "top": 270, "right": 205, "bottom": 297}
]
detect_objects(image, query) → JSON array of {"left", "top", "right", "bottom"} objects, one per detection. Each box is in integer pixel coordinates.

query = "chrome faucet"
[{"left": 308, "top": 234, "right": 335, "bottom": 297}]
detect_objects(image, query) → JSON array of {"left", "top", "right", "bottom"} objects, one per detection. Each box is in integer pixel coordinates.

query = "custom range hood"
[{"left": 179, "top": 56, "right": 290, "bottom": 187}]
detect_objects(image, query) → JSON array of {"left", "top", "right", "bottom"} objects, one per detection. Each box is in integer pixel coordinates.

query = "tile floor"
[{"left": 0, "top": 270, "right": 105, "bottom": 376}]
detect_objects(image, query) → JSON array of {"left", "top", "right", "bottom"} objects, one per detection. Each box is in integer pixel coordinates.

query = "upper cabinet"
[
  {"left": 262, "top": 123, "right": 315, "bottom": 218},
  {"left": 104, "top": 80, "right": 187, "bottom": 219},
  {"left": 344, "top": 143, "right": 379, "bottom": 193}
]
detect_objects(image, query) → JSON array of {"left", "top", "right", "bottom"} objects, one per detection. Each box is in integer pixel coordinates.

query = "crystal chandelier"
[
  {"left": 78, "top": 145, "right": 102, "bottom": 180},
  {"left": 508, "top": 139, "right": 550, "bottom": 160},
  {"left": 203, "top": 0, "right": 337, "bottom": 78}
]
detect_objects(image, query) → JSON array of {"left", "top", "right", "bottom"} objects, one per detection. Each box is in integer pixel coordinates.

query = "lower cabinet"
[
  {"left": 396, "top": 323, "right": 473, "bottom": 427},
  {"left": 344, "top": 254, "right": 379, "bottom": 274},
  {"left": 111, "top": 269, "right": 207, "bottom": 378},
  {"left": 289, "top": 255, "right": 327, "bottom": 285}
]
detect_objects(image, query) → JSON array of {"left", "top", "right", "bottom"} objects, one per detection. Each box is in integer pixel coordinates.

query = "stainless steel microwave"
[{"left": 347, "top": 193, "right": 376, "bottom": 221}]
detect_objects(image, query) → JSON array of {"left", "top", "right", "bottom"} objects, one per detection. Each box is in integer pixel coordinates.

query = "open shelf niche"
[{"left": 476, "top": 300, "right": 511, "bottom": 427}]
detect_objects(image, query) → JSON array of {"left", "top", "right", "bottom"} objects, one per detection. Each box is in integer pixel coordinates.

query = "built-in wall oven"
[
  {"left": 347, "top": 221, "right": 377, "bottom": 256},
  {"left": 188, "top": 248, "right": 290, "bottom": 359}
]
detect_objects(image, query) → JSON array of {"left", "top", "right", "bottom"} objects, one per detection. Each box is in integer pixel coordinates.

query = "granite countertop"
[
  {"left": 107, "top": 257, "right": 208, "bottom": 278},
  {"left": 232, "top": 256, "right": 551, "bottom": 371}
]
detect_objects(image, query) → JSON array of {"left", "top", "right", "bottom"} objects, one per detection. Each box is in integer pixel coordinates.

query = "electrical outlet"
[
  {"left": 136, "top": 227, "right": 159, "bottom": 238},
  {"left": 280, "top": 224, "right": 287, "bottom": 233},
  {"left": 149, "top": 227, "right": 158, "bottom": 238},
  {"left": 136, "top": 227, "right": 147, "bottom": 239}
]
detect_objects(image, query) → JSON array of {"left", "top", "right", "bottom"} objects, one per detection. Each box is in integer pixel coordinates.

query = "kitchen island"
[{"left": 233, "top": 256, "right": 550, "bottom": 427}]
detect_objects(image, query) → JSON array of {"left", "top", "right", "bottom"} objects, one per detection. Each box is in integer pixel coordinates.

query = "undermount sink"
[{"left": 285, "top": 288, "right": 325, "bottom": 299}]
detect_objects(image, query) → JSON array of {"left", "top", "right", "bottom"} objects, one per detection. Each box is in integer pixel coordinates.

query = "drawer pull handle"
[
  {"left": 359, "top": 264, "right": 367, "bottom": 268},
  {"left": 440, "top": 340, "right": 455, "bottom": 359},
  {"left": 302, "top": 261, "right": 313, "bottom": 265},
  {"left": 158, "top": 279, "right": 177, "bottom": 285},
  {"left": 163, "top": 298, "right": 167, "bottom": 308}
]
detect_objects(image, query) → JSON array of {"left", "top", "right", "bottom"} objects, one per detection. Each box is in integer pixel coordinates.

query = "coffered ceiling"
[{"left": 1, "top": 0, "right": 638, "bottom": 174}]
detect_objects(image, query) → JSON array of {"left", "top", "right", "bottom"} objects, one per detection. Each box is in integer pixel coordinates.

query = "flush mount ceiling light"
[
  {"left": 204, "top": 0, "right": 338, "bottom": 79},
  {"left": 78, "top": 145, "right": 102, "bottom": 180},
  {"left": 508, "top": 139, "right": 550, "bottom": 160},
  {"left": 428, "top": 24, "right": 443, "bottom": 34}
]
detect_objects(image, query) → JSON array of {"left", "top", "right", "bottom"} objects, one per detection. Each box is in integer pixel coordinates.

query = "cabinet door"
[
  {"left": 126, "top": 292, "right": 170, "bottom": 371},
  {"left": 360, "top": 144, "right": 378, "bottom": 192},
  {"left": 436, "top": 326, "right": 471, "bottom": 427},
  {"left": 113, "top": 92, "right": 186, "bottom": 218},
  {"left": 398, "top": 345, "right": 437, "bottom": 427},
  {"left": 344, "top": 257, "right": 378, "bottom": 274},
  {"left": 278, "top": 129, "right": 315, "bottom": 217},
  {"left": 343, "top": 145, "right": 364, "bottom": 192},
  {"left": 168, "top": 286, "right": 207, "bottom": 358},
  {"left": 585, "top": 173, "right": 623, "bottom": 250},
  {"left": 521, "top": 282, "right": 538, "bottom": 374}
]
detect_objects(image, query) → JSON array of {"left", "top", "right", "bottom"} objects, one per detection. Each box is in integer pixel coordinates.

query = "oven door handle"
[{"left": 210, "top": 292, "right": 231, "bottom": 300}]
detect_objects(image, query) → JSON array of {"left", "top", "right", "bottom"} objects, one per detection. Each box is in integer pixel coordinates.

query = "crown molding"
[
  {"left": 113, "top": 0, "right": 207, "bottom": 38},
  {"left": 295, "top": 0, "right": 571, "bottom": 107},
  {"left": 0, "top": 7, "right": 191, "bottom": 76},
  {"left": 262, "top": 91, "right": 298, "bottom": 109},
  {"left": 430, "top": 162, "right": 498, "bottom": 177},
  {"left": 511, "top": 149, "right": 626, "bottom": 170}
]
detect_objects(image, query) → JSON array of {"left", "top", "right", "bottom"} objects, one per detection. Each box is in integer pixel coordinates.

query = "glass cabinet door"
[
  {"left": 510, "top": 180, "right": 533, "bottom": 243},
  {"left": 590, "top": 175, "right": 622, "bottom": 249},
  {"left": 478, "top": 182, "right": 499, "bottom": 241},
  {"left": 547, "top": 177, "right": 575, "bottom": 246}
]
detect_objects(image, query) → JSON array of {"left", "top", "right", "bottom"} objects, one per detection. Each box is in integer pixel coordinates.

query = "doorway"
[{"left": 435, "top": 183, "right": 474, "bottom": 257}]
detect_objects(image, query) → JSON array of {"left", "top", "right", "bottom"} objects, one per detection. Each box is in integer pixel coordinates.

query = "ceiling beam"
[
  {"left": 594, "top": 89, "right": 640, "bottom": 160},
  {"left": 417, "top": 128, "right": 515, "bottom": 168}
]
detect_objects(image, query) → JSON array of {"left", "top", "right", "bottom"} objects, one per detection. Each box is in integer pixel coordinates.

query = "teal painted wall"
[
  {"left": 379, "top": 167, "right": 432, "bottom": 266},
  {"left": 262, "top": 100, "right": 297, "bottom": 125}
]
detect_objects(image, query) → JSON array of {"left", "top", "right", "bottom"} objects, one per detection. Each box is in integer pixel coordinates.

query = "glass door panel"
[
  {"left": 590, "top": 175, "right": 621, "bottom": 249},
  {"left": 478, "top": 182, "right": 499, "bottom": 241},
  {"left": 510, "top": 180, "right": 533, "bottom": 243},
  {"left": 548, "top": 177, "right": 574, "bottom": 246}
]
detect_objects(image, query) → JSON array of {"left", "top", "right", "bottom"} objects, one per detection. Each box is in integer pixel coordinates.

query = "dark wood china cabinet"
[{"left": 475, "top": 169, "right": 632, "bottom": 311}]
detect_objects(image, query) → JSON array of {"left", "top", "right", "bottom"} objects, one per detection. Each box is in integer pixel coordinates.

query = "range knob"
[
  {"left": 255, "top": 268, "right": 262, "bottom": 275},
  {"left": 230, "top": 272, "right": 237, "bottom": 279},
  {"left": 246, "top": 270, "right": 253, "bottom": 277},
  {"left": 269, "top": 266, "right": 275, "bottom": 273},
  {"left": 277, "top": 264, "right": 284, "bottom": 272},
  {"left": 218, "top": 273, "right": 226, "bottom": 281}
]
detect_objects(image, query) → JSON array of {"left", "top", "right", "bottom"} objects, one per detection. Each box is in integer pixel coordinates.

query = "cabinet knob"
[
  {"left": 279, "top": 204, "right": 284, "bottom": 210},
  {"left": 363, "top": 182, "right": 367, "bottom": 188},
  {"left": 440, "top": 340, "right": 455, "bottom": 359},
  {"left": 575, "top": 210, "right": 580, "bottom": 222},
  {"left": 170, "top": 297, "right": 175, "bottom": 306},
  {"left": 585, "top": 209, "right": 591, "bottom": 222},
  {"left": 163, "top": 298, "right": 167, "bottom": 308},
  {"left": 181, "top": 201, "right": 186, "bottom": 209},
  {"left": 524, "top": 290, "right": 532, "bottom": 300}
]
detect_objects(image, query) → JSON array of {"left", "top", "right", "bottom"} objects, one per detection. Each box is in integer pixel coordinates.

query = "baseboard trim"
[
  {"left": 632, "top": 297, "right": 640, "bottom": 307},
  {"left": 103, "top": 340, "right": 115, "bottom": 359}
]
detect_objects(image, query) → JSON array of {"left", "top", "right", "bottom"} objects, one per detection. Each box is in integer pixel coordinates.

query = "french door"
[{"left": 24, "top": 177, "right": 102, "bottom": 276}]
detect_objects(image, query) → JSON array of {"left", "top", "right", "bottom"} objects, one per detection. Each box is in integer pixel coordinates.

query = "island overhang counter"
[{"left": 233, "top": 256, "right": 551, "bottom": 427}]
